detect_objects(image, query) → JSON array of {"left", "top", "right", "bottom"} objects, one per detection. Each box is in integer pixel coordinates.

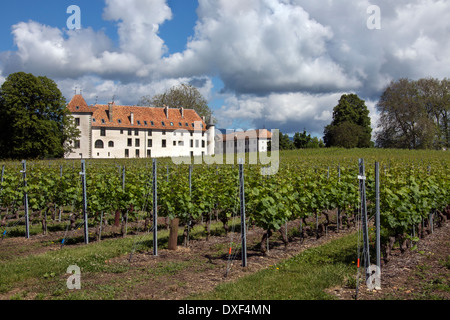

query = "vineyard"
[{"left": 0, "top": 148, "right": 448, "bottom": 300}]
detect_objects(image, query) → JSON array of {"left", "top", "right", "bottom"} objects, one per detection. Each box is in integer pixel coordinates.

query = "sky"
[{"left": 0, "top": 0, "right": 449, "bottom": 138}]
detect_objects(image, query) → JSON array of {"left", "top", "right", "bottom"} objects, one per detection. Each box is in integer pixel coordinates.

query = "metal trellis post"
[
  {"left": 375, "top": 162, "right": 381, "bottom": 277},
  {"left": 80, "top": 160, "right": 89, "bottom": 244},
  {"left": 152, "top": 158, "right": 158, "bottom": 256},
  {"left": 358, "top": 158, "right": 370, "bottom": 281},
  {"left": 239, "top": 160, "right": 247, "bottom": 267},
  {"left": 22, "top": 161, "right": 30, "bottom": 239}
]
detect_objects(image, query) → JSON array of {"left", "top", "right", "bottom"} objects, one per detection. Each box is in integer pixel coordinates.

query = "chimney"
[
  {"left": 108, "top": 102, "right": 113, "bottom": 122},
  {"left": 180, "top": 107, "right": 184, "bottom": 118},
  {"left": 130, "top": 112, "right": 134, "bottom": 125},
  {"left": 164, "top": 105, "right": 169, "bottom": 119}
]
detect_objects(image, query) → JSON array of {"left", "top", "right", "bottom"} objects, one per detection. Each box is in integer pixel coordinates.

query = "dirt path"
[{"left": 330, "top": 221, "right": 449, "bottom": 300}]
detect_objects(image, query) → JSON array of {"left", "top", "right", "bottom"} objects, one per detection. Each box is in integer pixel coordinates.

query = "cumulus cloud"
[
  {"left": 162, "top": 0, "right": 361, "bottom": 94},
  {"left": 215, "top": 91, "right": 344, "bottom": 135}
]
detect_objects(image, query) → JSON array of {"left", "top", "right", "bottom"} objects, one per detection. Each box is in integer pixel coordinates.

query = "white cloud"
[
  {"left": 215, "top": 91, "right": 344, "bottom": 135},
  {"left": 162, "top": 0, "right": 361, "bottom": 94}
]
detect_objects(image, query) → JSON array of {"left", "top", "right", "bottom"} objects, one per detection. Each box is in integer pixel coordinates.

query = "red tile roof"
[
  {"left": 220, "top": 129, "right": 272, "bottom": 141},
  {"left": 67, "top": 94, "right": 93, "bottom": 113},
  {"left": 67, "top": 95, "right": 206, "bottom": 131}
]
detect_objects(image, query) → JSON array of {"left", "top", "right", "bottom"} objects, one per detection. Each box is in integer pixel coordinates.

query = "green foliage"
[
  {"left": 324, "top": 94, "right": 372, "bottom": 148},
  {"left": 0, "top": 148, "right": 448, "bottom": 254},
  {"left": 376, "top": 77, "right": 450, "bottom": 149},
  {"left": 0, "top": 72, "right": 80, "bottom": 159}
]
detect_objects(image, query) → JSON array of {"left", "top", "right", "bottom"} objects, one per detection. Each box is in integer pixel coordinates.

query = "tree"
[
  {"left": 139, "top": 83, "right": 214, "bottom": 121},
  {"left": 293, "top": 130, "right": 324, "bottom": 149},
  {"left": 279, "top": 132, "right": 294, "bottom": 150},
  {"left": 293, "top": 130, "right": 311, "bottom": 148},
  {"left": 0, "top": 72, "right": 80, "bottom": 159},
  {"left": 323, "top": 94, "right": 372, "bottom": 148},
  {"left": 376, "top": 78, "right": 448, "bottom": 149}
]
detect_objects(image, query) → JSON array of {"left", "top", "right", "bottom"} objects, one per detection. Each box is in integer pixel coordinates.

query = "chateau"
[{"left": 66, "top": 94, "right": 215, "bottom": 159}]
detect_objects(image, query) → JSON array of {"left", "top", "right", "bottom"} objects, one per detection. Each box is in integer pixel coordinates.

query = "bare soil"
[{"left": 329, "top": 221, "right": 450, "bottom": 300}]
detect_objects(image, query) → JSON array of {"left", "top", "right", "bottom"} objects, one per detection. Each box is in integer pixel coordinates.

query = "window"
[
  {"left": 162, "top": 130, "right": 166, "bottom": 135},
  {"left": 74, "top": 140, "right": 81, "bottom": 149},
  {"left": 75, "top": 118, "right": 80, "bottom": 126},
  {"left": 136, "top": 149, "right": 140, "bottom": 158},
  {"left": 128, "top": 138, "right": 132, "bottom": 147},
  {"left": 144, "top": 121, "right": 148, "bottom": 126},
  {"left": 170, "top": 122, "right": 174, "bottom": 126},
  {"left": 108, "top": 141, "right": 114, "bottom": 148},
  {"left": 148, "top": 139, "right": 152, "bottom": 148},
  {"left": 162, "top": 139, "right": 166, "bottom": 148},
  {"left": 148, "top": 129, "right": 152, "bottom": 136},
  {"left": 137, "top": 120, "right": 141, "bottom": 125},
  {"left": 185, "top": 123, "right": 189, "bottom": 127},
  {"left": 134, "top": 129, "right": 139, "bottom": 136},
  {"left": 95, "top": 140, "right": 104, "bottom": 149},
  {"left": 162, "top": 121, "right": 166, "bottom": 126},
  {"left": 120, "top": 130, "right": 123, "bottom": 134},
  {"left": 147, "top": 150, "right": 151, "bottom": 158},
  {"left": 118, "top": 119, "right": 122, "bottom": 124},
  {"left": 202, "top": 140, "right": 205, "bottom": 148},
  {"left": 135, "top": 139, "right": 140, "bottom": 147},
  {"left": 179, "top": 122, "right": 182, "bottom": 126},
  {"left": 125, "top": 149, "right": 129, "bottom": 158},
  {"left": 100, "top": 128, "right": 106, "bottom": 136},
  {"left": 173, "top": 141, "right": 176, "bottom": 146},
  {"left": 128, "top": 129, "right": 132, "bottom": 136},
  {"left": 190, "top": 139, "right": 193, "bottom": 148},
  {"left": 178, "top": 141, "right": 184, "bottom": 147},
  {"left": 92, "top": 118, "right": 96, "bottom": 123},
  {"left": 101, "top": 119, "right": 105, "bottom": 124},
  {"left": 151, "top": 121, "right": 154, "bottom": 126}
]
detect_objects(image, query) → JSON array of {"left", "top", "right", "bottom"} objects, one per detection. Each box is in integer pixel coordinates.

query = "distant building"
[
  {"left": 66, "top": 94, "right": 215, "bottom": 159},
  {"left": 215, "top": 129, "right": 272, "bottom": 154}
]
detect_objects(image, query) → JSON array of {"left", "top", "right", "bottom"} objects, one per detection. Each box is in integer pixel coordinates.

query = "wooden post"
[{"left": 168, "top": 218, "right": 179, "bottom": 251}]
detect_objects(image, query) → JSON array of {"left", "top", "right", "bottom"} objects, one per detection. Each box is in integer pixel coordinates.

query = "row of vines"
[{"left": 0, "top": 151, "right": 448, "bottom": 263}]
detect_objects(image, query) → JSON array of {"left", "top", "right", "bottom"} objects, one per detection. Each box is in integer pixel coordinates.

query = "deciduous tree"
[
  {"left": 139, "top": 83, "right": 214, "bottom": 122},
  {"left": 0, "top": 72, "right": 80, "bottom": 159}
]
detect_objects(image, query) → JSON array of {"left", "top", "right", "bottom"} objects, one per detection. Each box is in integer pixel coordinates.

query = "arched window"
[
  {"left": 108, "top": 141, "right": 114, "bottom": 148},
  {"left": 95, "top": 140, "right": 104, "bottom": 149}
]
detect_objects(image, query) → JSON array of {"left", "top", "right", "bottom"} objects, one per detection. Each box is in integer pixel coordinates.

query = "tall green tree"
[
  {"left": 139, "top": 83, "right": 214, "bottom": 122},
  {"left": 293, "top": 130, "right": 311, "bottom": 148},
  {"left": 0, "top": 72, "right": 80, "bottom": 159},
  {"left": 323, "top": 94, "right": 372, "bottom": 148}
]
